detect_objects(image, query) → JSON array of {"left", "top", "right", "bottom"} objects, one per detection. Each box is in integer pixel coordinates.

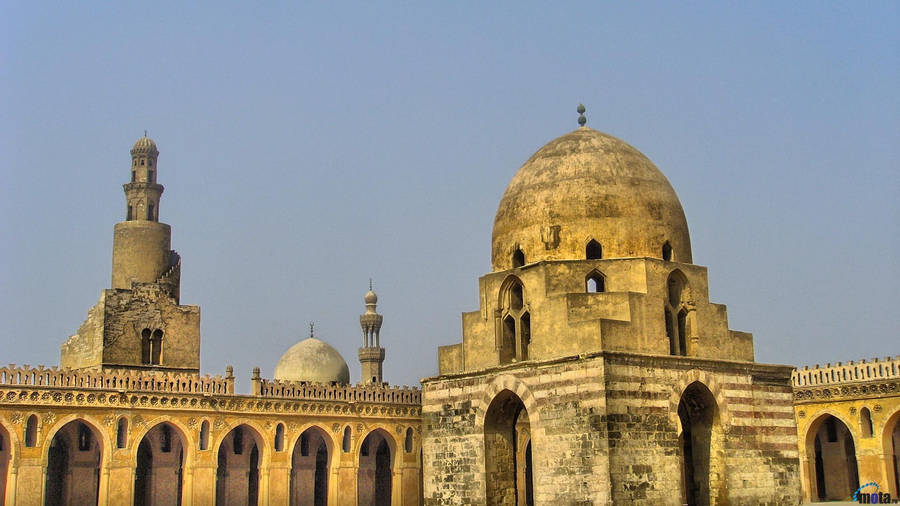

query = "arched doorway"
[
  {"left": 44, "top": 420, "right": 103, "bottom": 506},
  {"left": 484, "top": 389, "right": 533, "bottom": 506},
  {"left": 290, "top": 426, "right": 331, "bottom": 506},
  {"left": 134, "top": 423, "right": 186, "bottom": 506},
  {"left": 0, "top": 424, "right": 11, "bottom": 504},
  {"left": 678, "top": 382, "right": 723, "bottom": 506},
  {"left": 357, "top": 429, "right": 393, "bottom": 506},
  {"left": 807, "top": 414, "right": 859, "bottom": 501},
  {"left": 215, "top": 425, "right": 263, "bottom": 506},
  {"left": 882, "top": 411, "right": 900, "bottom": 497}
]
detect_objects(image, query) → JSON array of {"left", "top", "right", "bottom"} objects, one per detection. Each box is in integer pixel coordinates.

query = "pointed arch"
[
  {"left": 880, "top": 408, "right": 900, "bottom": 498},
  {"left": 133, "top": 421, "right": 188, "bottom": 506},
  {"left": 677, "top": 381, "right": 725, "bottom": 505},
  {"left": 512, "top": 248, "right": 525, "bottom": 268},
  {"left": 586, "top": 239, "right": 602, "bottom": 260},
  {"left": 215, "top": 423, "right": 266, "bottom": 506},
  {"left": 357, "top": 428, "right": 397, "bottom": 506},
  {"left": 586, "top": 270, "right": 606, "bottom": 293},
  {"left": 289, "top": 425, "right": 333, "bottom": 506},
  {"left": 484, "top": 389, "right": 533, "bottom": 505},
  {"left": 804, "top": 412, "right": 860, "bottom": 501},
  {"left": 44, "top": 417, "right": 106, "bottom": 506}
]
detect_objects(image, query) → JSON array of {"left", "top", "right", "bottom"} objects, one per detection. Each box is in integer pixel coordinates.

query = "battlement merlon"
[{"left": 791, "top": 355, "right": 900, "bottom": 387}]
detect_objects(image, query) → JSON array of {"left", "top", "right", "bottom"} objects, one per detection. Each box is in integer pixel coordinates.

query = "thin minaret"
[{"left": 359, "top": 280, "right": 385, "bottom": 384}]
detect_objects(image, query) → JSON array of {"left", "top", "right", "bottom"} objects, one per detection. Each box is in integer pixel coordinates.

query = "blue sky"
[{"left": 1, "top": 2, "right": 897, "bottom": 390}]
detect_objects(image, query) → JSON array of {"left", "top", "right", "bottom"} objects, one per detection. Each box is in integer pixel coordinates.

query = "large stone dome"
[
  {"left": 274, "top": 337, "right": 350, "bottom": 384},
  {"left": 491, "top": 126, "right": 691, "bottom": 270}
]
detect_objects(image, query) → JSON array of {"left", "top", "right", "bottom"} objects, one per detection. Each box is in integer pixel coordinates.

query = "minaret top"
[
  {"left": 577, "top": 104, "right": 587, "bottom": 127},
  {"left": 364, "top": 278, "right": 378, "bottom": 310},
  {"left": 131, "top": 134, "right": 159, "bottom": 157}
]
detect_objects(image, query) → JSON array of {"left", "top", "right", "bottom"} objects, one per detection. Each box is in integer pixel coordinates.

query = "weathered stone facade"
[
  {"left": 1, "top": 121, "right": 897, "bottom": 505},
  {"left": 424, "top": 116, "right": 802, "bottom": 505},
  {"left": 792, "top": 357, "right": 900, "bottom": 502},
  {"left": 0, "top": 366, "right": 422, "bottom": 505}
]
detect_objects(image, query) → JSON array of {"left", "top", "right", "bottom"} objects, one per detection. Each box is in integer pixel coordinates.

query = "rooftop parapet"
[
  {"left": 255, "top": 377, "right": 421, "bottom": 405},
  {"left": 792, "top": 356, "right": 900, "bottom": 387},
  {"left": 0, "top": 364, "right": 233, "bottom": 394}
]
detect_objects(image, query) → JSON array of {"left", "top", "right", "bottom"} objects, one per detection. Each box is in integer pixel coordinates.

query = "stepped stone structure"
[
  {"left": 0, "top": 115, "right": 897, "bottom": 506},
  {"left": 422, "top": 114, "right": 803, "bottom": 505}
]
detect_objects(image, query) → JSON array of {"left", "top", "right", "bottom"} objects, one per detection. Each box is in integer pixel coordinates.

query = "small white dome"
[{"left": 274, "top": 337, "right": 350, "bottom": 384}]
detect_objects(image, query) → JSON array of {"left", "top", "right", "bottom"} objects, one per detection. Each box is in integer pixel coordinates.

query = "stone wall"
[
  {"left": 423, "top": 351, "right": 800, "bottom": 506},
  {"left": 0, "top": 366, "right": 422, "bottom": 506},
  {"left": 792, "top": 356, "right": 900, "bottom": 501}
]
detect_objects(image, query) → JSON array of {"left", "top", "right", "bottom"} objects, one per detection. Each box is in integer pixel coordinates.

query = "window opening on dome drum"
[
  {"left": 512, "top": 248, "right": 525, "bottom": 268},
  {"left": 662, "top": 241, "right": 673, "bottom": 261},
  {"left": 586, "top": 239, "right": 602, "bottom": 260}
]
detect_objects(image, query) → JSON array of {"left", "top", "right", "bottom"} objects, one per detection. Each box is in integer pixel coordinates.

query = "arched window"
[
  {"left": 662, "top": 241, "right": 673, "bottom": 261},
  {"left": 116, "top": 417, "right": 127, "bottom": 448},
  {"left": 342, "top": 426, "right": 351, "bottom": 453},
  {"left": 665, "top": 270, "right": 690, "bottom": 356},
  {"left": 141, "top": 328, "right": 152, "bottom": 364},
  {"left": 860, "top": 408, "right": 874, "bottom": 438},
  {"left": 200, "top": 420, "right": 210, "bottom": 450},
  {"left": 150, "top": 329, "right": 163, "bottom": 365},
  {"left": 586, "top": 271, "right": 605, "bottom": 293},
  {"left": 405, "top": 427, "right": 413, "bottom": 453},
  {"left": 498, "top": 276, "right": 530, "bottom": 365},
  {"left": 25, "top": 414, "right": 38, "bottom": 447},
  {"left": 512, "top": 248, "right": 525, "bottom": 268},
  {"left": 586, "top": 239, "right": 602, "bottom": 260},
  {"left": 275, "top": 423, "right": 285, "bottom": 451}
]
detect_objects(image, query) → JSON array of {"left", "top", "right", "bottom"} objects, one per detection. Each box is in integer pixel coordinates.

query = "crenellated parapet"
[
  {"left": 792, "top": 356, "right": 900, "bottom": 387},
  {"left": 791, "top": 356, "right": 900, "bottom": 403},
  {"left": 0, "top": 364, "right": 233, "bottom": 394},
  {"left": 255, "top": 377, "right": 421, "bottom": 405}
]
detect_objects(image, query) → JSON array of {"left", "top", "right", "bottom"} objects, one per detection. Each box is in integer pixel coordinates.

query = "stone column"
[{"left": 191, "top": 463, "right": 217, "bottom": 506}]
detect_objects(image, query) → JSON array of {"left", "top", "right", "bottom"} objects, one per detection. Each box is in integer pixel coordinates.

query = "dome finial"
[
  {"left": 309, "top": 321, "right": 315, "bottom": 338},
  {"left": 369, "top": 278, "right": 373, "bottom": 291},
  {"left": 144, "top": 129, "right": 148, "bottom": 138},
  {"left": 577, "top": 104, "right": 587, "bottom": 127}
]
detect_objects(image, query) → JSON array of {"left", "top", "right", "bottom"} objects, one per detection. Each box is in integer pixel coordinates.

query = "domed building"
[
  {"left": 274, "top": 328, "right": 351, "bottom": 385},
  {"left": 422, "top": 109, "right": 802, "bottom": 505}
]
